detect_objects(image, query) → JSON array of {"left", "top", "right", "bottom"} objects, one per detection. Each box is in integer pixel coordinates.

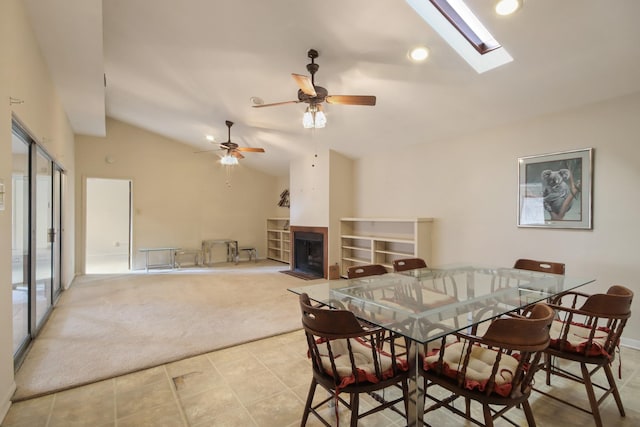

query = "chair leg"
[
  {"left": 522, "top": 400, "right": 537, "bottom": 427},
  {"left": 581, "top": 363, "right": 603, "bottom": 427},
  {"left": 350, "top": 393, "right": 359, "bottom": 427},
  {"left": 482, "top": 404, "right": 494, "bottom": 427},
  {"left": 603, "top": 362, "right": 626, "bottom": 417},
  {"left": 301, "top": 379, "right": 317, "bottom": 426},
  {"left": 545, "top": 353, "right": 552, "bottom": 386}
]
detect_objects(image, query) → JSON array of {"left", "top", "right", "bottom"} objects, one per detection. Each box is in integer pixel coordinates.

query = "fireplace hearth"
[{"left": 289, "top": 226, "right": 328, "bottom": 279}]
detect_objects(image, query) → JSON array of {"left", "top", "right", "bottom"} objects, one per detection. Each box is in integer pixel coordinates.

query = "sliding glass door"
[
  {"left": 34, "top": 147, "right": 53, "bottom": 328},
  {"left": 11, "top": 131, "right": 29, "bottom": 355},
  {"left": 11, "top": 121, "right": 64, "bottom": 360},
  {"left": 53, "top": 168, "right": 62, "bottom": 297}
]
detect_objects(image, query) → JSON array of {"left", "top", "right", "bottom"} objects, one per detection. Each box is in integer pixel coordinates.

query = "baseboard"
[
  {"left": 0, "top": 381, "right": 17, "bottom": 424},
  {"left": 621, "top": 337, "right": 640, "bottom": 350}
]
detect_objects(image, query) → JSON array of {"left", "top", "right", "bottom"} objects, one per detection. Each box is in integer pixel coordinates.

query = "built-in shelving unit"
[
  {"left": 267, "top": 218, "right": 290, "bottom": 263},
  {"left": 340, "top": 217, "right": 433, "bottom": 277}
]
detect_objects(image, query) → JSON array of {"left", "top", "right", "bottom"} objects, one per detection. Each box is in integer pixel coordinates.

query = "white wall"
[
  {"left": 75, "top": 118, "right": 282, "bottom": 271},
  {"left": 0, "top": 0, "right": 76, "bottom": 419},
  {"left": 289, "top": 148, "right": 330, "bottom": 227},
  {"left": 354, "top": 92, "right": 640, "bottom": 344}
]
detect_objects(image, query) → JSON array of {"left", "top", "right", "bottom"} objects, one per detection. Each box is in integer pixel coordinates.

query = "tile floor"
[{"left": 2, "top": 330, "right": 639, "bottom": 427}]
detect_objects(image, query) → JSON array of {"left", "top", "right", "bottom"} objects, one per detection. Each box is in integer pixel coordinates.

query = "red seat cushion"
[
  {"left": 549, "top": 319, "right": 611, "bottom": 357},
  {"left": 424, "top": 342, "right": 519, "bottom": 397},
  {"left": 315, "top": 337, "right": 409, "bottom": 389}
]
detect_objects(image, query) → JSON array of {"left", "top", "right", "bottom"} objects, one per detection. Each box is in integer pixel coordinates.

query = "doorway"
[{"left": 85, "top": 178, "right": 131, "bottom": 274}]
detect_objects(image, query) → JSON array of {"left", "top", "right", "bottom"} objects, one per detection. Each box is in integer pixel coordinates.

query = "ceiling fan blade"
[
  {"left": 252, "top": 100, "right": 301, "bottom": 108},
  {"left": 326, "top": 95, "right": 377, "bottom": 106},
  {"left": 231, "top": 151, "right": 245, "bottom": 159},
  {"left": 235, "top": 147, "right": 265, "bottom": 153},
  {"left": 292, "top": 73, "right": 316, "bottom": 96}
]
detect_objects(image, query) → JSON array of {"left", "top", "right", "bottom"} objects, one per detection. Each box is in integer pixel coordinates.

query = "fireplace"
[{"left": 289, "top": 226, "right": 328, "bottom": 279}]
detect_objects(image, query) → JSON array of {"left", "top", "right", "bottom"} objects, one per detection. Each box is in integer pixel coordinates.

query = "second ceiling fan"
[
  {"left": 196, "top": 120, "right": 265, "bottom": 162},
  {"left": 253, "top": 49, "right": 376, "bottom": 127}
]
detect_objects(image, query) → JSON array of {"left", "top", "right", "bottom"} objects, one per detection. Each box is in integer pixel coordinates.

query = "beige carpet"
[{"left": 13, "top": 261, "right": 315, "bottom": 400}]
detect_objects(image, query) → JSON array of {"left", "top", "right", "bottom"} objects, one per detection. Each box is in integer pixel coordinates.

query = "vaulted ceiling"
[{"left": 25, "top": 0, "right": 640, "bottom": 176}]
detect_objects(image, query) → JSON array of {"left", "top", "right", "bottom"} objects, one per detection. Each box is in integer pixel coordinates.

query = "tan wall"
[
  {"left": 273, "top": 175, "right": 290, "bottom": 219},
  {"left": 353, "top": 92, "right": 640, "bottom": 345},
  {"left": 0, "top": 0, "right": 76, "bottom": 418},
  {"left": 328, "top": 151, "right": 353, "bottom": 267},
  {"left": 75, "top": 118, "right": 282, "bottom": 271}
]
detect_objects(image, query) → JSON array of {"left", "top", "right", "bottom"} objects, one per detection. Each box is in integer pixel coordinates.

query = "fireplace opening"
[{"left": 293, "top": 231, "right": 324, "bottom": 278}]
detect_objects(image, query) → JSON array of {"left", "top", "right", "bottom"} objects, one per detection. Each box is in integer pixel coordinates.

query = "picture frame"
[{"left": 517, "top": 148, "right": 593, "bottom": 229}]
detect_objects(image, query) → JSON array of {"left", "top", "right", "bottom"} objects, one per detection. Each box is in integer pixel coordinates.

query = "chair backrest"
[
  {"left": 393, "top": 258, "right": 427, "bottom": 272},
  {"left": 299, "top": 293, "right": 407, "bottom": 388},
  {"left": 549, "top": 285, "right": 633, "bottom": 358},
  {"left": 347, "top": 264, "right": 388, "bottom": 279},
  {"left": 579, "top": 285, "right": 633, "bottom": 316},
  {"left": 482, "top": 303, "right": 555, "bottom": 351},
  {"left": 514, "top": 258, "right": 565, "bottom": 275},
  {"left": 300, "top": 293, "right": 365, "bottom": 337},
  {"left": 425, "top": 303, "right": 554, "bottom": 398}
]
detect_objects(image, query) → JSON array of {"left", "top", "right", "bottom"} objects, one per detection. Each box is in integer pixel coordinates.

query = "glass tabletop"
[{"left": 288, "top": 264, "right": 594, "bottom": 344}]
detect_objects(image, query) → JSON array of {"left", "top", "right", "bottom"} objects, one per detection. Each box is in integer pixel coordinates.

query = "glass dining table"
[{"left": 288, "top": 263, "right": 595, "bottom": 426}]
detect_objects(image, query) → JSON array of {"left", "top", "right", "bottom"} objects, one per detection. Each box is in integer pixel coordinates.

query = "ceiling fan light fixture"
[
  {"left": 314, "top": 110, "right": 326, "bottom": 128},
  {"left": 495, "top": 0, "right": 522, "bottom": 16},
  {"left": 302, "top": 105, "right": 326, "bottom": 129},
  {"left": 220, "top": 153, "right": 238, "bottom": 166}
]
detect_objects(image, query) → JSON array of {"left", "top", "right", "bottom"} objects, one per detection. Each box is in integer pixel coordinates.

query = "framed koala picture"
[{"left": 518, "top": 148, "right": 593, "bottom": 229}]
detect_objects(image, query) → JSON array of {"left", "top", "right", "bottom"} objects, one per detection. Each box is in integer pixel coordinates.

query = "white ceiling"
[{"left": 25, "top": 0, "right": 640, "bottom": 176}]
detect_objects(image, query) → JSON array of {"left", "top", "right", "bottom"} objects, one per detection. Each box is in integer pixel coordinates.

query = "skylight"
[{"left": 405, "top": 0, "right": 513, "bottom": 73}]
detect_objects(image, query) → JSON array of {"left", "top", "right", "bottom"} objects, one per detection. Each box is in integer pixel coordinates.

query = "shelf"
[
  {"left": 375, "top": 249, "right": 414, "bottom": 257},
  {"left": 267, "top": 218, "right": 290, "bottom": 264},
  {"left": 341, "top": 245, "right": 371, "bottom": 251},
  {"left": 342, "top": 257, "right": 370, "bottom": 264},
  {"left": 340, "top": 217, "right": 432, "bottom": 277}
]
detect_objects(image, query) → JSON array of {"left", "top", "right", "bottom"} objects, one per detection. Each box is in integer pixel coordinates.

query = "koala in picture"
[{"left": 541, "top": 169, "right": 572, "bottom": 218}]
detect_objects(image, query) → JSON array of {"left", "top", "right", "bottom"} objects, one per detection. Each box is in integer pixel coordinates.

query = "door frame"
[{"left": 82, "top": 177, "right": 133, "bottom": 274}]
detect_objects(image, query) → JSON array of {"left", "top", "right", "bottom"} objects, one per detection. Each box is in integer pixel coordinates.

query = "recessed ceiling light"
[
  {"left": 495, "top": 0, "right": 522, "bottom": 16},
  {"left": 409, "top": 46, "right": 430, "bottom": 62},
  {"left": 250, "top": 96, "right": 264, "bottom": 105},
  {"left": 205, "top": 135, "right": 215, "bottom": 142}
]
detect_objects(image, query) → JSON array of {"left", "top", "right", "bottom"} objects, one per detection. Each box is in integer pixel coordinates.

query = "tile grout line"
[
  {"left": 43, "top": 393, "right": 55, "bottom": 427},
  {"left": 112, "top": 378, "right": 118, "bottom": 427},
  {"left": 162, "top": 365, "right": 190, "bottom": 427},
  {"left": 207, "top": 352, "right": 260, "bottom": 426}
]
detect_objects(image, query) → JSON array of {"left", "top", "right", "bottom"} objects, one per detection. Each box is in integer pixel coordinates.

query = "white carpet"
[{"left": 13, "top": 261, "right": 313, "bottom": 400}]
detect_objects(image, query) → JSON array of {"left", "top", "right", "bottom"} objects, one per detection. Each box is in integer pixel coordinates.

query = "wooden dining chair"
[
  {"left": 346, "top": 263, "right": 387, "bottom": 279},
  {"left": 536, "top": 285, "right": 633, "bottom": 427},
  {"left": 393, "top": 257, "right": 427, "bottom": 272},
  {"left": 513, "top": 258, "right": 565, "bottom": 275},
  {"left": 298, "top": 293, "right": 411, "bottom": 426},
  {"left": 488, "top": 258, "right": 566, "bottom": 306},
  {"left": 421, "top": 303, "right": 554, "bottom": 427}
]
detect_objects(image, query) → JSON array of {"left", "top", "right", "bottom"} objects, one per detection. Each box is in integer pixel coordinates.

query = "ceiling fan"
[
  {"left": 253, "top": 49, "right": 376, "bottom": 127},
  {"left": 195, "top": 120, "right": 265, "bottom": 162}
]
